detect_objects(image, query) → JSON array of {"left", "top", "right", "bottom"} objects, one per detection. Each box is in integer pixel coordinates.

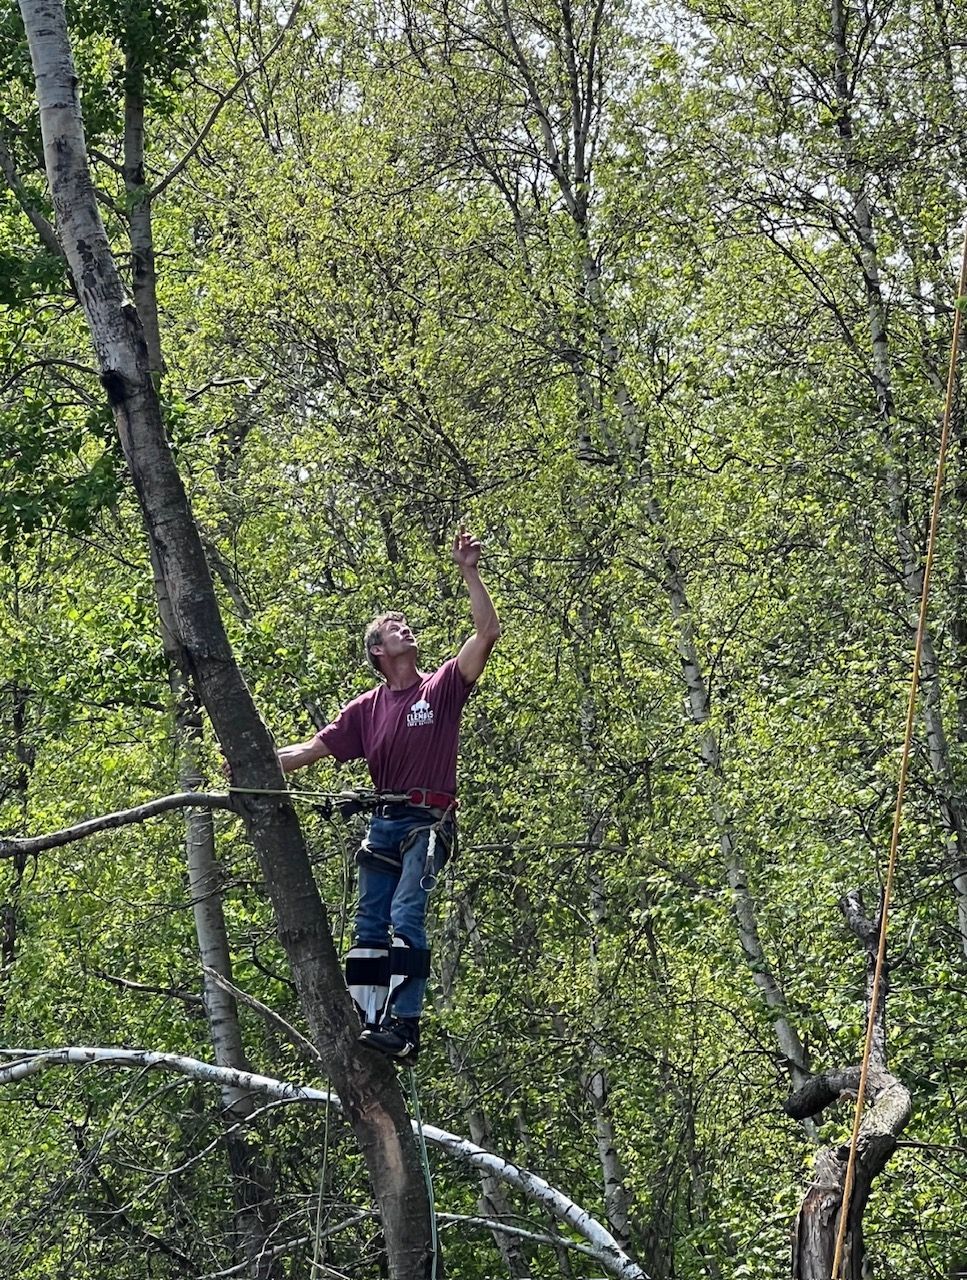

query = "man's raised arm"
[{"left": 453, "top": 527, "right": 501, "bottom": 684}]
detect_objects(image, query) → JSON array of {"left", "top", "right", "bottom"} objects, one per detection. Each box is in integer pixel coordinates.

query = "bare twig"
[
  {"left": 0, "top": 127, "right": 63, "bottom": 260},
  {"left": 0, "top": 357, "right": 98, "bottom": 397},
  {"left": 151, "top": 1, "right": 303, "bottom": 199},
  {"left": 197, "top": 1220, "right": 363, "bottom": 1279},
  {"left": 0, "top": 1046, "right": 648, "bottom": 1280},
  {"left": 90, "top": 969, "right": 205, "bottom": 1007},
  {"left": 202, "top": 966, "right": 321, "bottom": 1061}
]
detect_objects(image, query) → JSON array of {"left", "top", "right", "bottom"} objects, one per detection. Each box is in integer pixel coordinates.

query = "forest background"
[{"left": 2, "top": 0, "right": 967, "bottom": 1275}]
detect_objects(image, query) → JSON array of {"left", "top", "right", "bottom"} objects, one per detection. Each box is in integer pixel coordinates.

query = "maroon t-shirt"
[{"left": 315, "top": 658, "right": 473, "bottom": 796}]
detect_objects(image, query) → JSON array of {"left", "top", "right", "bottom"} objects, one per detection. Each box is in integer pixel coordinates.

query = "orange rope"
[{"left": 830, "top": 223, "right": 967, "bottom": 1278}]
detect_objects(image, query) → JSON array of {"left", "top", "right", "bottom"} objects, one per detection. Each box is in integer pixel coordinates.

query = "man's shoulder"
[
  {"left": 422, "top": 657, "right": 459, "bottom": 683},
  {"left": 339, "top": 684, "right": 382, "bottom": 715},
  {"left": 423, "top": 656, "right": 474, "bottom": 694}
]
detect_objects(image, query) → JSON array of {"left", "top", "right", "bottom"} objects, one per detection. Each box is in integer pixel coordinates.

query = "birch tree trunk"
[
  {"left": 476, "top": 0, "right": 813, "bottom": 1095},
  {"left": 18, "top": 4, "right": 433, "bottom": 1274},
  {"left": 122, "top": 56, "right": 162, "bottom": 376},
  {"left": 0, "top": 652, "right": 31, "bottom": 1018},
  {"left": 437, "top": 899, "right": 529, "bottom": 1277},
  {"left": 175, "top": 657, "right": 283, "bottom": 1280},
  {"left": 574, "top": 644, "right": 635, "bottom": 1254}
]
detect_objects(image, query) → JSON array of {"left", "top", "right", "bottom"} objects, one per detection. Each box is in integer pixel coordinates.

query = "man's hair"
[{"left": 363, "top": 612, "right": 406, "bottom": 676}]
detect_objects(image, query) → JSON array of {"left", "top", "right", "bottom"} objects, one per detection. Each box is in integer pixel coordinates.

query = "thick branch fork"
[
  {"left": 783, "top": 1064, "right": 911, "bottom": 1146},
  {"left": 0, "top": 791, "right": 238, "bottom": 859},
  {"left": 0, "top": 1046, "right": 648, "bottom": 1280}
]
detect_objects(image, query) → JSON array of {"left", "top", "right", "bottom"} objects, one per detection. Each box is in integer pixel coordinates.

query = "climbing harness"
[
  {"left": 421, "top": 825, "right": 440, "bottom": 893},
  {"left": 226, "top": 783, "right": 417, "bottom": 819},
  {"left": 831, "top": 225, "right": 967, "bottom": 1279},
  {"left": 417, "top": 805, "right": 457, "bottom": 893},
  {"left": 322, "top": 790, "right": 454, "bottom": 1033},
  {"left": 226, "top": 783, "right": 455, "bottom": 811},
  {"left": 230, "top": 781, "right": 452, "bottom": 1043}
]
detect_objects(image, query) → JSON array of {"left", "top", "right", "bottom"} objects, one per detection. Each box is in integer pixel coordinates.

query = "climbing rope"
[
  {"left": 830, "top": 224, "right": 967, "bottom": 1279},
  {"left": 237, "top": 780, "right": 444, "bottom": 1272},
  {"left": 406, "top": 1066, "right": 439, "bottom": 1280},
  {"left": 311, "top": 822, "right": 355, "bottom": 1277},
  {"left": 226, "top": 784, "right": 413, "bottom": 810}
]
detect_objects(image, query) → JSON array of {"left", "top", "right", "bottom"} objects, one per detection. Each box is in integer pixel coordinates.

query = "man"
[{"left": 278, "top": 528, "right": 500, "bottom": 1061}]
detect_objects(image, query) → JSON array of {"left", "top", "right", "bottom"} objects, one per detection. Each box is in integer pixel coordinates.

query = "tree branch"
[
  {"left": 0, "top": 792, "right": 238, "bottom": 859},
  {"left": 0, "top": 356, "right": 98, "bottom": 396},
  {"left": 783, "top": 1065, "right": 865, "bottom": 1120},
  {"left": 91, "top": 969, "right": 205, "bottom": 1007},
  {"left": 150, "top": 1, "right": 303, "bottom": 199},
  {"left": 202, "top": 965, "right": 321, "bottom": 1061},
  {"left": 783, "top": 1062, "right": 911, "bottom": 1160},
  {"left": 0, "top": 125, "right": 63, "bottom": 260}
]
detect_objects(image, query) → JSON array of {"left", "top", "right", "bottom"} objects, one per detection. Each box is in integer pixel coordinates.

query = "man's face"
[{"left": 373, "top": 616, "right": 418, "bottom": 664}]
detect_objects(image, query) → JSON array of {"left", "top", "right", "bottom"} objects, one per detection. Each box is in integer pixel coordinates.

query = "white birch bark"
[
  {"left": 786, "top": 1064, "right": 911, "bottom": 1279},
  {"left": 568, "top": 633, "right": 636, "bottom": 1250},
  {"left": 125, "top": 45, "right": 280, "bottom": 1252},
  {"left": 122, "top": 57, "right": 163, "bottom": 375},
  {"left": 0, "top": 128, "right": 63, "bottom": 260},
  {"left": 175, "top": 674, "right": 281, "bottom": 1280},
  {"left": 0, "top": 1045, "right": 649, "bottom": 1280},
  {"left": 437, "top": 899, "right": 529, "bottom": 1276},
  {"left": 482, "top": 0, "right": 812, "bottom": 1096}
]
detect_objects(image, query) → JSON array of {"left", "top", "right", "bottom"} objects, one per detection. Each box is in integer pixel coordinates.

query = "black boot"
[{"left": 359, "top": 1015, "right": 420, "bottom": 1063}]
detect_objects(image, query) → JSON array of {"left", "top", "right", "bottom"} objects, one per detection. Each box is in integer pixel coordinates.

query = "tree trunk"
[
  {"left": 177, "top": 663, "right": 283, "bottom": 1280},
  {"left": 786, "top": 894, "right": 911, "bottom": 1278},
  {"left": 18, "top": 3, "right": 433, "bottom": 1274},
  {"left": 500, "top": 0, "right": 814, "bottom": 1092},
  {"left": 122, "top": 55, "right": 163, "bottom": 376},
  {"left": 437, "top": 899, "right": 529, "bottom": 1277},
  {"left": 0, "top": 663, "right": 31, "bottom": 1018}
]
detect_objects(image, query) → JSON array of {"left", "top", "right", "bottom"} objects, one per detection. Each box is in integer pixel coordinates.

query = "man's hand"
[{"left": 452, "top": 525, "right": 483, "bottom": 572}]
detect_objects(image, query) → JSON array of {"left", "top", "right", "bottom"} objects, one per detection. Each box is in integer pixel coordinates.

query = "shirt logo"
[{"left": 407, "top": 697, "right": 433, "bottom": 728}]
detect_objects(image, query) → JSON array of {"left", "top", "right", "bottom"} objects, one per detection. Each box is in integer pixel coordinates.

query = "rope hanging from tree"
[
  {"left": 407, "top": 1067, "right": 439, "bottom": 1280},
  {"left": 830, "top": 224, "right": 967, "bottom": 1280}
]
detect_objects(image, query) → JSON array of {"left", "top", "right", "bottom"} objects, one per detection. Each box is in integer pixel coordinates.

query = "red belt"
[{"left": 406, "top": 788, "right": 457, "bottom": 811}]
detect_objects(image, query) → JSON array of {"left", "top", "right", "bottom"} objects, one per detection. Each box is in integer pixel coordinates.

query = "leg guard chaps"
[{"left": 345, "top": 936, "right": 431, "bottom": 1030}]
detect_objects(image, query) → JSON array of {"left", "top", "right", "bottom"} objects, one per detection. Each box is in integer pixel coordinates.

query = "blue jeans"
[{"left": 354, "top": 808, "right": 452, "bottom": 1020}]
